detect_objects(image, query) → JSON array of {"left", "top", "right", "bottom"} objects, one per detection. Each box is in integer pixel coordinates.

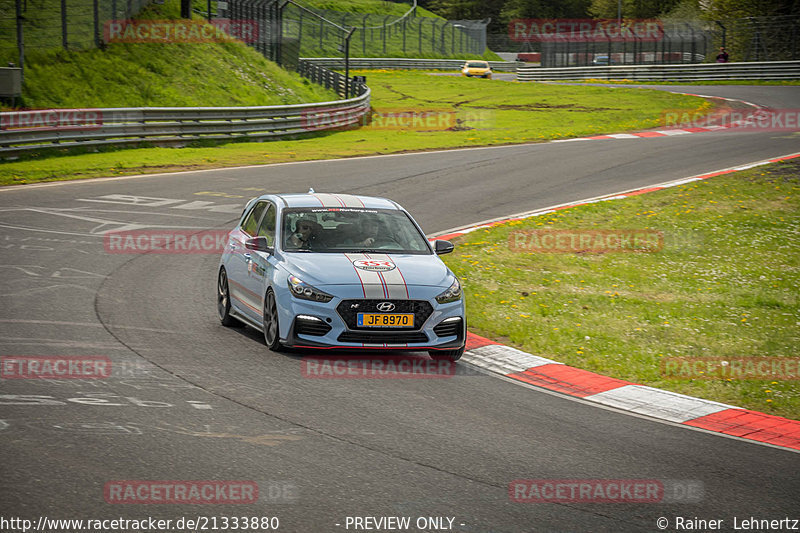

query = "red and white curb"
[
  {"left": 435, "top": 152, "right": 800, "bottom": 452},
  {"left": 461, "top": 333, "right": 800, "bottom": 452},
  {"left": 552, "top": 93, "right": 769, "bottom": 142}
]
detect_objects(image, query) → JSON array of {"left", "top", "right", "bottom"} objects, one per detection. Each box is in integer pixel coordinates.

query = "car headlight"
[
  {"left": 287, "top": 275, "right": 333, "bottom": 303},
  {"left": 435, "top": 278, "right": 462, "bottom": 304}
]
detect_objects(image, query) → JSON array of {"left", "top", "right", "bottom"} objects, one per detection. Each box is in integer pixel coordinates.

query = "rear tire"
[
  {"left": 217, "top": 268, "right": 242, "bottom": 327},
  {"left": 429, "top": 345, "right": 465, "bottom": 362}
]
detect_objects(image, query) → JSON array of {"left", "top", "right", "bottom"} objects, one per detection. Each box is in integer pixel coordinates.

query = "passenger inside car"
[{"left": 285, "top": 217, "right": 322, "bottom": 249}]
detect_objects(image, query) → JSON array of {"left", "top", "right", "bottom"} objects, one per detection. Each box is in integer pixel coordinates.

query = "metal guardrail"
[
  {"left": 0, "top": 86, "right": 370, "bottom": 158},
  {"left": 304, "top": 57, "right": 522, "bottom": 72},
  {"left": 517, "top": 61, "right": 800, "bottom": 81}
]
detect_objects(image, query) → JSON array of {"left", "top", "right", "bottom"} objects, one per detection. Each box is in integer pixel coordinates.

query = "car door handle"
[{"left": 243, "top": 253, "right": 251, "bottom": 262}]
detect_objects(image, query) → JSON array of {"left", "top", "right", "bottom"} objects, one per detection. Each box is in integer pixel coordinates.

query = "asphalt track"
[{"left": 1, "top": 84, "right": 799, "bottom": 533}]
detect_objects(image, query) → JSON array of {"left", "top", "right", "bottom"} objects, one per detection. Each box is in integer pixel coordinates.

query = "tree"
[
  {"left": 500, "top": 0, "right": 592, "bottom": 21},
  {"left": 589, "top": 0, "right": 682, "bottom": 18}
]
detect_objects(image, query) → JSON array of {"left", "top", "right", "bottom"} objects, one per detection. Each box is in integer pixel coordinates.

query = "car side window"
[
  {"left": 256, "top": 204, "right": 276, "bottom": 245},
  {"left": 241, "top": 202, "right": 267, "bottom": 236}
]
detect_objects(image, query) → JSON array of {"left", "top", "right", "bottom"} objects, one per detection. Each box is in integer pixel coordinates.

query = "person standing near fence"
[{"left": 716, "top": 47, "right": 729, "bottom": 63}]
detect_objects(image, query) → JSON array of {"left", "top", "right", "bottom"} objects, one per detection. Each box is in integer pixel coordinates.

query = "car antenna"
[{"left": 308, "top": 187, "right": 316, "bottom": 193}]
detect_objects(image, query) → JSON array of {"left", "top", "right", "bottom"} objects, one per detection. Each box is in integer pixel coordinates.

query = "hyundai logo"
[{"left": 376, "top": 302, "right": 395, "bottom": 312}]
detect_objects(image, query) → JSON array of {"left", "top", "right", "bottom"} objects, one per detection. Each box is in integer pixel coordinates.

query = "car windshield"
[
  {"left": 467, "top": 62, "right": 488, "bottom": 68},
  {"left": 281, "top": 208, "right": 432, "bottom": 254}
]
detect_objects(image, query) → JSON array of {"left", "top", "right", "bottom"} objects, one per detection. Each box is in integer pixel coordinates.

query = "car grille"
[
  {"left": 433, "top": 317, "right": 462, "bottom": 338},
  {"left": 337, "top": 331, "right": 429, "bottom": 344},
  {"left": 336, "top": 300, "right": 433, "bottom": 331},
  {"left": 294, "top": 316, "right": 332, "bottom": 337}
]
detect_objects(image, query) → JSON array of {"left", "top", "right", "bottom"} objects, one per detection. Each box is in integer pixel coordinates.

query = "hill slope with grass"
[{"left": 9, "top": 0, "right": 338, "bottom": 109}]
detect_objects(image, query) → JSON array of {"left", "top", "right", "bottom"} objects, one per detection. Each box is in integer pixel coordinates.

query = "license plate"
[{"left": 357, "top": 313, "right": 414, "bottom": 328}]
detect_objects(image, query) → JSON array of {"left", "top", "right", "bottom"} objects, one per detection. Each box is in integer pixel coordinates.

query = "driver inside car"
[{"left": 350, "top": 216, "right": 381, "bottom": 247}]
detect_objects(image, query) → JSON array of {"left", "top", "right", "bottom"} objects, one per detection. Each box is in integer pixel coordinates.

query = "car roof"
[{"left": 265, "top": 193, "right": 402, "bottom": 210}]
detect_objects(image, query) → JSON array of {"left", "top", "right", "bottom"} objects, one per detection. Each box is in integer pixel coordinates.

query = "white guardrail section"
[
  {"left": 304, "top": 57, "right": 523, "bottom": 72},
  {"left": 0, "top": 88, "right": 370, "bottom": 158},
  {"left": 517, "top": 61, "right": 800, "bottom": 82}
]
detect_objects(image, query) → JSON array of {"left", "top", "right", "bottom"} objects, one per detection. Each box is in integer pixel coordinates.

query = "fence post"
[
  {"left": 402, "top": 16, "right": 406, "bottom": 54},
  {"left": 15, "top": 0, "right": 24, "bottom": 80},
  {"left": 418, "top": 18, "right": 422, "bottom": 55},
  {"left": 363, "top": 14, "right": 367, "bottom": 55},
  {"left": 450, "top": 23, "right": 454, "bottom": 55},
  {"left": 298, "top": 9, "right": 303, "bottom": 44},
  {"left": 61, "top": 0, "right": 68, "bottom": 49},
  {"left": 93, "top": 0, "right": 101, "bottom": 47},
  {"left": 277, "top": 0, "right": 286, "bottom": 66},
  {"left": 383, "top": 15, "right": 389, "bottom": 55}
]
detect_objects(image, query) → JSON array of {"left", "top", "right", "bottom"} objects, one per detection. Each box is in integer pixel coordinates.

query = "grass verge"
[
  {"left": 3, "top": 0, "right": 337, "bottom": 110},
  {"left": 0, "top": 70, "right": 709, "bottom": 185},
  {"left": 441, "top": 158, "right": 800, "bottom": 419}
]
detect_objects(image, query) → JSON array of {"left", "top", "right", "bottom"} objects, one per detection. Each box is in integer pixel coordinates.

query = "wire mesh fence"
[
  {"left": 492, "top": 16, "right": 799, "bottom": 66},
  {"left": 278, "top": 4, "right": 487, "bottom": 59},
  {"left": 0, "top": 0, "right": 152, "bottom": 63}
]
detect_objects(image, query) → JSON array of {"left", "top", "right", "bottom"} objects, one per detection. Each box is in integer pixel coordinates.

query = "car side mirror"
[
  {"left": 245, "top": 236, "right": 273, "bottom": 254},
  {"left": 434, "top": 239, "right": 454, "bottom": 255}
]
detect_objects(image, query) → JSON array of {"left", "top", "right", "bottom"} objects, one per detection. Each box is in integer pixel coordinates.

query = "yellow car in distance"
[{"left": 461, "top": 60, "right": 492, "bottom": 79}]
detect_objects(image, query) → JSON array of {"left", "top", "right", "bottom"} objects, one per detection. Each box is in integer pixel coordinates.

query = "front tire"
[
  {"left": 429, "top": 345, "right": 465, "bottom": 362},
  {"left": 263, "top": 288, "right": 283, "bottom": 351},
  {"left": 217, "top": 268, "right": 242, "bottom": 327}
]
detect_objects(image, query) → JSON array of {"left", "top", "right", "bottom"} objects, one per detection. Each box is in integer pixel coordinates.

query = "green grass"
[
  {"left": 441, "top": 159, "right": 800, "bottom": 420},
  {"left": 298, "top": 0, "right": 438, "bottom": 17},
  {"left": 17, "top": 41, "right": 337, "bottom": 109},
  {"left": 2, "top": 0, "right": 337, "bottom": 109},
  {"left": 0, "top": 70, "right": 710, "bottom": 185}
]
